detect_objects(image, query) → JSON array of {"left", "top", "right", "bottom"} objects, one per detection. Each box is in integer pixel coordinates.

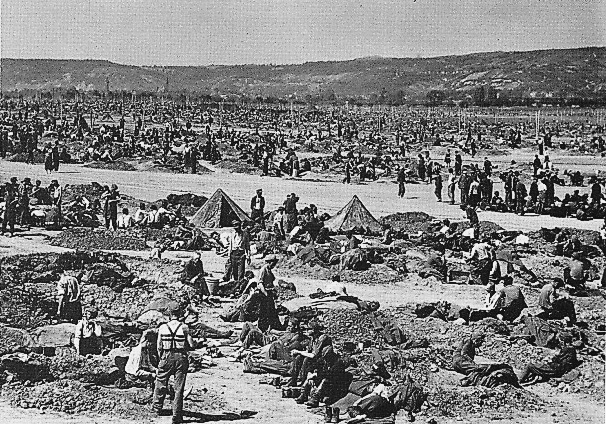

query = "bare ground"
[{"left": 0, "top": 152, "right": 605, "bottom": 424}]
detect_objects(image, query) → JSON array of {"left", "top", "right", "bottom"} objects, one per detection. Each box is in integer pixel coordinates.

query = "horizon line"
[{"left": 1, "top": 46, "right": 604, "bottom": 68}]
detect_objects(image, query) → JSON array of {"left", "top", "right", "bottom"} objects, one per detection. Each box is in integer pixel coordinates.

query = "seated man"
[
  {"left": 74, "top": 309, "right": 102, "bottom": 356},
  {"left": 238, "top": 318, "right": 305, "bottom": 360},
  {"left": 537, "top": 278, "right": 577, "bottom": 324},
  {"left": 134, "top": 203, "right": 149, "bottom": 226},
  {"left": 519, "top": 334, "right": 579, "bottom": 385},
  {"left": 489, "top": 276, "right": 527, "bottom": 322},
  {"left": 125, "top": 330, "right": 158, "bottom": 388},
  {"left": 117, "top": 207, "right": 134, "bottom": 229},
  {"left": 288, "top": 321, "right": 332, "bottom": 387},
  {"left": 423, "top": 246, "right": 447, "bottom": 281},
  {"left": 298, "top": 346, "right": 352, "bottom": 408},
  {"left": 564, "top": 257, "right": 587, "bottom": 292},
  {"left": 489, "top": 191, "right": 507, "bottom": 212},
  {"left": 452, "top": 333, "right": 487, "bottom": 376},
  {"left": 181, "top": 251, "right": 210, "bottom": 302}
]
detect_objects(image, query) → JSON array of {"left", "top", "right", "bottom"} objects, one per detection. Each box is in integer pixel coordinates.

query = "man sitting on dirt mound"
[
  {"left": 537, "top": 278, "right": 577, "bottom": 325},
  {"left": 487, "top": 275, "right": 527, "bottom": 322},
  {"left": 288, "top": 321, "right": 333, "bottom": 388},
  {"left": 180, "top": 251, "right": 211, "bottom": 303},
  {"left": 125, "top": 329, "right": 158, "bottom": 389}
]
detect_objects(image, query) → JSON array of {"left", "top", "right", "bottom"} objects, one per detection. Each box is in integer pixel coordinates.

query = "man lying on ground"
[{"left": 519, "top": 333, "right": 579, "bottom": 385}]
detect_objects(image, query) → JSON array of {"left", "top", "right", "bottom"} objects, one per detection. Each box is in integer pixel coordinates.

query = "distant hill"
[{"left": 1, "top": 47, "right": 605, "bottom": 103}]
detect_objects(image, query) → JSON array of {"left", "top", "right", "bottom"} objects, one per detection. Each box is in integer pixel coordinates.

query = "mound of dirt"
[
  {"left": 0, "top": 349, "right": 229, "bottom": 418},
  {"left": 380, "top": 212, "right": 435, "bottom": 233},
  {"left": 165, "top": 193, "right": 208, "bottom": 208},
  {"left": 51, "top": 228, "right": 148, "bottom": 251},
  {"left": 529, "top": 227, "right": 602, "bottom": 246},
  {"left": 155, "top": 193, "right": 208, "bottom": 216},
  {"left": 5, "top": 151, "right": 45, "bottom": 164},
  {"left": 62, "top": 182, "right": 105, "bottom": 204},
  {"left": 0, "top": 327, "right": 36, "bottom": 356},
  {"left": 455, "top": 220, "right": 506, "bottom": 234},
  {"left": 0, "top": 252, "right": 186, "bottom": 328},
  {"left": 83, "top": 160, "right": 137, "bottom": 171},
  {"left": 429, "top": 384, "right": 547, "bottom": 419}
]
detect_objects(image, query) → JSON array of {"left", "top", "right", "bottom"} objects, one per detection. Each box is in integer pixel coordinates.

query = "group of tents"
[{"left": 190, "top": 188, "right": 382, "bottom": 234}]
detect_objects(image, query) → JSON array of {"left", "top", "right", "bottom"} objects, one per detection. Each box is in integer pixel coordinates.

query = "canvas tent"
[
  {"left": 324, "top": 195, "right": 382, "bottom": 234},
  {"left": 190, "top": 189, "right": 251, "bottom": 228}
]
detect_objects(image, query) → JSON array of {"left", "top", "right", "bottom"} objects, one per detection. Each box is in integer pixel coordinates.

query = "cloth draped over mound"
[
  {"left": 325, "top": 195, "right": 382, "bottom": 234},
  {"left": 190, "top": 189, "right": 251, "bottom": 228},
  {"left": 460, "top": 363, "right": 519, "bottom": 388}
]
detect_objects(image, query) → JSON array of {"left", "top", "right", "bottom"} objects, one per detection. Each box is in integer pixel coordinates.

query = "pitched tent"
[
  {"left": 190, "top": 189, "right": 251, "bottom": 228},
  {"left": 324, "top": 195, "right": 382, "bottom": 234}
]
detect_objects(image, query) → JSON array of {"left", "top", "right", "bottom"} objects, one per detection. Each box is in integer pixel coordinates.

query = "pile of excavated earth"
[{"left": 0, "top": 210, "right": 605, "bottom": 422}]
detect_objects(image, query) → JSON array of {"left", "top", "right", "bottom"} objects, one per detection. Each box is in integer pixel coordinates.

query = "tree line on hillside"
[{"left": 2, "top": 85, "right": 605, "bottom": 108}]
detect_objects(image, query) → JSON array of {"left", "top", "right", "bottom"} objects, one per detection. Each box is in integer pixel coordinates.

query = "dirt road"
[{"left": 1, "top": 156, "right": 603, "bottom": 233}]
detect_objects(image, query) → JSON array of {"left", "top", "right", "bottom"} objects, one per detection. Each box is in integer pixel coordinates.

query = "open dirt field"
[
  {"left": 0, "top": 151, "right": 605, "bottom": 424},
  {"left": 1, "top": 148, "right": 604, "bottom": 233}
]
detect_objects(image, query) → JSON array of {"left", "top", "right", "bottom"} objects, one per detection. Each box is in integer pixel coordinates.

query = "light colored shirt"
[
  {"left": 117, "top": 214, "right": 134, "bottom": 228},
  {"left": 134, "top": 209, "right": 147, "bottom": 223},
  {"left": 125, "top": 345, "right": 153, "bottom": 375},
  {"left": 74, "top": 318, "right": 102, "bottom": 339},
  {"left": 469, "top": 181, "right": 480, "bottom": 196},
  {"left": 252, "top": 197, "right": 263, "bottom": 210},
  {"left": 57, "top": 275, "right": 81, "bottom": 302},
  {"left": 470, "top": 242, "right": 492, "bottom": 261},
  {"left": 227, "top": 230, "right": 249, "bottom": 252}
]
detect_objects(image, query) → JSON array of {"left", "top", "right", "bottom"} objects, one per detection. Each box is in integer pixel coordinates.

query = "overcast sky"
[{"left": 2, "top": 0, "right": 604, "bottom": 65}]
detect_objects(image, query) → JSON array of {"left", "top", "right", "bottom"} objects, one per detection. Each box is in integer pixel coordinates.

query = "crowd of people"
[
  {"left": 1, "top": 98, "right": 605, "bottom": 424},
  {"left": 402, "top": 144, "right": 606, "bottom": 222}
]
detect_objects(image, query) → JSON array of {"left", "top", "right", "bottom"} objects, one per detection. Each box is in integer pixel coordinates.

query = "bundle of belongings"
[{"left": 367, "top": 314, "right": 429, "bottom": 349}]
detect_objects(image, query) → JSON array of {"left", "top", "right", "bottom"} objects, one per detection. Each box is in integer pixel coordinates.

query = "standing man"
[
  {"left": 397, "top": 165, "right": 407, "bottom": 198},
  {"left": 226, "top": 221, "right": 250, "bottom": 282},
  {"left": 515, "top": 179, "right": 527, "bottom": 215},
  {"left": 152, "top": 305, "right": 196, "bottom": 424},
  {"left": 454, "top": 151, "right": 462, "bottom": 175},
  {"left": 447, "top": 168, "right": 458, "bottom": 205},
  {"left": 102, "top": 184, "right": 120, "bottom": 231},
  {"left": 434, "top": 172, "right": 443, "bottom": 202},
  {"left": 483, "top": 157, "right": 492, "bottom": 177},
  {"left": 257, "top": 255, "right": 281, "bottom": 331},
  {"left": 273, "top": 206, "right": 285, "bottom": 240},
  {"left": 283, "top": 193, "right": 299, "bottom": 234},
  {"left": 533, "top": 155, "right": 542, "bottom": 177},
  {"left": 52, "top": 140, "right": 60, "bottom": 172},
  {"left": 18, "top": 178, "right": 32, "bottom": 230},
  {"left": 342, "top": 159, "right": 352, "bottom": 184},
  {"left": 250, "top": 189, "right": 265, "bottom": 227},
  {"left": 189, "top": 143, "right": 198, "bottom": 174},
  {"left": 57, "top": 271, "right": 82, "bottom": 323},
  {"left": 1, "top": 182, "right": 18, "bottom": 236}
]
